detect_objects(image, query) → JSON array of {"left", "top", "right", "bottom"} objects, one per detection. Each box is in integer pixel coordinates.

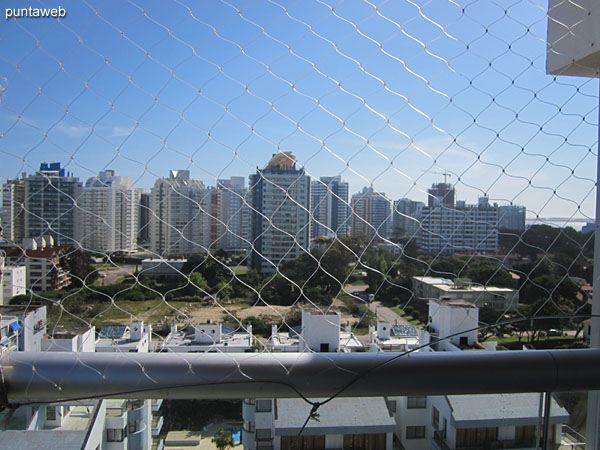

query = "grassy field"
[{"left": 391, "top": 307, "right": 424, "bottom": 326}]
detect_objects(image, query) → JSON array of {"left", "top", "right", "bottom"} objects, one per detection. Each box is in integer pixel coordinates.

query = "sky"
[{"left": 0, "top": 0, "right": 598, "bottom": 224}]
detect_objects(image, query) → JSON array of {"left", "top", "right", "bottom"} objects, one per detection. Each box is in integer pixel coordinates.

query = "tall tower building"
[
  {"left": 80, "top": 170, "right": 139, "bottom": 254},
  {"left": 350, "top": 187, "right": 391, "bottom": 241},
  {"left": 249, "top": 153, "right": 310, "bottom": 273},
  {"left": 216, "top": 177, "right": 250, "bottom": 253},
  {"left": 17, "top": 162, "right": 83, "bottom": 245},
  {"left": 149, "top": 170, "right": 211, "bottom": 256},
  {"left": 310, "top": 176, "right": 349, "bottom": 239},
  {"left": 1, "top": 177, "right": 26, "bottom": 244},
  {"left": 392, "top": 198, "right": 424, "bottom": 239}
]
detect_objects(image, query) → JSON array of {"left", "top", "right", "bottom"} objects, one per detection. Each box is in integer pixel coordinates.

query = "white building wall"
[
  {"left": 150, "top": 171, "right": 210, "bottom": 256},
  {"left": 2, "top": 265, "right": 27, "bottom": 302},
  {"left": 300, "top": 310, "right": 340, "bottom": 352},
  {"left": 81, "top": 173, "right": 139, "bottom": 254}
]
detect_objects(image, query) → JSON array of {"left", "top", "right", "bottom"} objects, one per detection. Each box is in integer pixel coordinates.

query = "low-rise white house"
[
  {"left": 159, "top": 321, "right": 253, "bottom": 353},
  {"left": 369, "top": 322, "right": 420, "bottom": 352},
  {"left": 412, "top": 276, "right": 519, "bottom": 311},
  {"left": 96, "top": 322, "right": 151, "bottom": 353},
  {"left": 267, "top": 308, "right": 363, "bottom": 353}
]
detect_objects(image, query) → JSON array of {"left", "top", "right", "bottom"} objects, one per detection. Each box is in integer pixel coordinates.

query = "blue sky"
[{"left": 0, "top": 0, "right": 598, "bottom": 223}]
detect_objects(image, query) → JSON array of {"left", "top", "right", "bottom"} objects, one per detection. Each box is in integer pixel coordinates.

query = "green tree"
[
  {"left": 181, "top": 272, "right": 208, "bottom": 297},
  {"left": 214, "top": 428, "right": 235, "bottom": 450},
  {"left": 60, "top": 248, "right": 98, "bottom": 287}
]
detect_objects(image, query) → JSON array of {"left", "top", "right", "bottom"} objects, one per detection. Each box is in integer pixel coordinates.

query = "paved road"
[
  {"left": 369, "top": 301, "right": 412, "bottom": 326},
  {"left": 98, "top": 264, "right": 138, "bottom": 286}
]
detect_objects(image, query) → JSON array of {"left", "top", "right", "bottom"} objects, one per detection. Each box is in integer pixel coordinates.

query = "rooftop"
[
  {"left": 447, "top": 393, "right": 569, "bottom": 427},
  {"left": 274, "top": 397, "right": 395, "bottom": 435}
]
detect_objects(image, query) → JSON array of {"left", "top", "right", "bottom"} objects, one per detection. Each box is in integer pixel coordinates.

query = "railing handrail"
[{"left": 2, "top": 349, "right": 600, "bottom": 400}]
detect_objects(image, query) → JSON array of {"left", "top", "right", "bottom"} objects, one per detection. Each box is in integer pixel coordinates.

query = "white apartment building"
[
  {"left": 388, "top": 298, "right": 570, "bottom": 450},
  {"left": 150, "top": 170, "right": 211, "bottom": 256},
  {"left": 418, "top": 193, "right": 499, "bottom": 255},
  {"left": 249, "top": 153, "right": 311, "bottom": 273},
  {"left": 350, "top": 187, "right": 392, "bottom": 241},
  {"left": 214, "top": 177, "right": 251, "bottom": 253},
  {"left": 242, "top": 396, "right": 395, "bottom": 450},
  {"left": 311, "top": 176, "right": 349, "bottom": 239},
  {"left": 412, "top": 276, "right": 519, "bottom": 312},
  {"left": 0, "top": 254, "right": 26, "bottom": 304},
  {"left": 80, "top": 170, "right": 139, "bottom": 254}
]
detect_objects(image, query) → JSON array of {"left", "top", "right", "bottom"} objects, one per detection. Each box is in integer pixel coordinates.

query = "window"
[
  {"left": 406, "top": 426, "right": 426, "bottom": 439},
  {"left": 256, "top": 399, "right": 271, "bottom": 412},
  {"left": 107, "top": 427, "right": 126, "bottom": 442},
  {"left": 432, "top": 407, "right": 440, "bottom": 429},
  {"left": 46, "top": 406, "right": 57, "bottom": 421},
  {"left": 246, "top": 421, "right": 255, "bottom": 433},
  {"left": 256, "top": 428, "right": 272, "bottom": 440},
  {"left": 407, "top": 396, "right": 427, "bottom": 409}
]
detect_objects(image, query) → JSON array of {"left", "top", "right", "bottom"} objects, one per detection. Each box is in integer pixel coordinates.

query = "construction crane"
[{"left": 423, "top": 170, "right": 453, "bottom": 183}]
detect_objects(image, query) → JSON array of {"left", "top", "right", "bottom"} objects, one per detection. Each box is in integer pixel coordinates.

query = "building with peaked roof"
[{"left": 1, "top": 236, "right": 71, "bottom": 293}]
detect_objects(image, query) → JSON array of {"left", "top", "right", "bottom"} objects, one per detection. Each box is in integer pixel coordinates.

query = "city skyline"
[{"left": 0, "top": 0, "right": 596, "bottom": 226}]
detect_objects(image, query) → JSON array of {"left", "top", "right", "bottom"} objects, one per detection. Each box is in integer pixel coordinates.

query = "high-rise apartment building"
[
  {"left": 392, "top": 198, "right": 424, "bottom": 239},
  {"left": 149, "top": 170, "right": 211, "bottom": 256},
  {"left": 80, "top": 170, "right": 139, "bottom": 254},
  {"left": 310, "top": 176, "right": 349, "bottom": 239},
  {"left": 249, "top": 153, "right": 310, "bottom": 273},
  {"left": 350, "top": 187, "right": 392, "bottom": 241},
  {"left": 1, "top": 177, "right": 25, "bottom": 244},
  {"left": 2, "top": 163, "right": 83, "bottom": 245},
  {"left": 419, "top": 187, "right": 499, "bottom": 255},
  {"left": 498, "top": 205, "right": 526, "bottom": 231},
  {"left": 216, "top": 177, "right": 250, "bottom": 253}
]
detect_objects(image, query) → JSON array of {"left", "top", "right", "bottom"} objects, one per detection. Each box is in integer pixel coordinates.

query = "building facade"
[
  {"left": 149, "top": 170, "right": 211, "bottom": 256},
  {"left": 310, "top": 176, "right": 349, "bottom": 239},
  {"left": 249, "top": 153, "right": 311, "bottom": 273},
  {"left": 3, "top": 163, "right": 83, "bottom": 246},
  {"left": 80, "top": 170, "right": 139, "bottom": 254},
  {"left": 350, "top": 187, "right": 391, "bottom": 241},
  {"left": 1, "top": 176, "right": 26, "bottom": 244},
  {"left": 392, "top": 198, "right": 424, "bottom": 239},
  {"left": 498, "top": 205, "right": 526, "bottom": 232},
  {"left": 216, "top": 177, "right": 251, "bottom": 253},
  {"left": 419, "top": 191, "right": 499, "bottom": 255}
]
